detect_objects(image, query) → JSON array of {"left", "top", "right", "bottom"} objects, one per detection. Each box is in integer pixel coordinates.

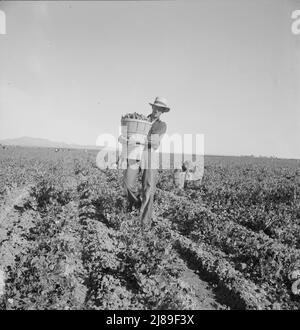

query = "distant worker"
[{"left": 174, "top": 160, "right": 203, "bottom": 189}]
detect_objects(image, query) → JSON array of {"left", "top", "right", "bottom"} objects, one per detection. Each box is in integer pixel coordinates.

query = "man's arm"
[{"left": 147, "top": 122, "right": 167, "bottom": 150}]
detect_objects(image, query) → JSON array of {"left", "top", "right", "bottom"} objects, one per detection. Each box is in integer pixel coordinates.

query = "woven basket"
[
  {"left": 121, "top": 118, "right": 152, "bottom": 137},
  {"left": 120, "top": 118, "right": 152, "bottom": 160}
]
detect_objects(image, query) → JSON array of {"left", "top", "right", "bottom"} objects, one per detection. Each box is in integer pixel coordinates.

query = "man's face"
[{"left": 151, "top": 105, "right": 164, "bottom": 119}]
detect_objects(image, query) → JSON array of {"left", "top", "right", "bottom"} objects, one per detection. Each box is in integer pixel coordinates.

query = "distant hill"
[{"left": 0, "top": 136, "right": 100, "bottom": 150}]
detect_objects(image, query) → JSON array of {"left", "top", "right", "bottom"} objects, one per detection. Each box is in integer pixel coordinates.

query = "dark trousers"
[{"left": 123, "top": 160, "right": 157, "bottom": 227}]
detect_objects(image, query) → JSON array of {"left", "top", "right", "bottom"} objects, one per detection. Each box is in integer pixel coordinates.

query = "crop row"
[
  {"left": 1, "top": 166, "right": 203, "bottom": 310},
  {"left": 1, "top": 177, "right": 87, "bottom": 309},
  {"left": 154, "top": 189, "right": 300, "bottom": 309},
  {"left": 157, "top": 167, "right": 300, "bottom": 249},
  {"left": 76, "top": 170, "right": 203, "bottom": 309},
  {"left": 89, "top": 169, "right": 278, "bottom": 309}
]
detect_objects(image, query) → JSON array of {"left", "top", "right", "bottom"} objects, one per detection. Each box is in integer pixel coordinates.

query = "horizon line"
[{"left": 1, "top": 142, "right": 299, "bottom": 161}]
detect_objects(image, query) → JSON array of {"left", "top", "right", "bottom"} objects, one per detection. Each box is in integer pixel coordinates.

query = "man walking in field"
[{"left": 119, "top": 97, "right": 170, "bottom": 230}]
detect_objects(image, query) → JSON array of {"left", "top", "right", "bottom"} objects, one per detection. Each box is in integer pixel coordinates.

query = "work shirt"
[
  {"left": 140, "top": 115, "right": 167, "bottom": 169},
  {"left": 146, "top": 114, "right": 167, "bottom": 149}
]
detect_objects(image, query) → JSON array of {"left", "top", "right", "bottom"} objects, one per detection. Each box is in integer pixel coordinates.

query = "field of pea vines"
[{"left": 0, "top": 146, "right": 299, "bottom": 310}]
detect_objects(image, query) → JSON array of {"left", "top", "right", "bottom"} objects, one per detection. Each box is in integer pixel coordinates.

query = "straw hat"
[{"left": 149, "top": 96, "right": 170, "bottom": 112}]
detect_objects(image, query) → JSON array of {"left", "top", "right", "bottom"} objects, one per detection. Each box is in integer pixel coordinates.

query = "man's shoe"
[{"left": 136, "top": 195, "right": 142, "bottom": 210}]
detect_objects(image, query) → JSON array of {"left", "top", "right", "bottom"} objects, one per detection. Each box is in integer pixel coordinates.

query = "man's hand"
[{"left": 118, "top": 135, "right": 146, "bottom": 146}]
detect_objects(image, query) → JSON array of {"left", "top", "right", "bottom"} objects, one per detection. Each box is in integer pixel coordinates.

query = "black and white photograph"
[{"left": 0, "top": 0, "right": 300, "bottom": 314}]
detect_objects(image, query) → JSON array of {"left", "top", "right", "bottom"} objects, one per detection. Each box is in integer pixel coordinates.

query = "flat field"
[{"left": 0, "top": 146, "right": 299, "bottom": 310}]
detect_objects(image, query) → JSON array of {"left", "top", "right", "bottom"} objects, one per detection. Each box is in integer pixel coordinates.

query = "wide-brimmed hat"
[{"left": 149, "top": 96, "right": 170, "bottom": 112}]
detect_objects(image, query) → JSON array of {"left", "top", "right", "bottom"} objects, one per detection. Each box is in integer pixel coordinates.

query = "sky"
[{"left": 0, "top": 0, "right": 299, "bottom": 158}]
